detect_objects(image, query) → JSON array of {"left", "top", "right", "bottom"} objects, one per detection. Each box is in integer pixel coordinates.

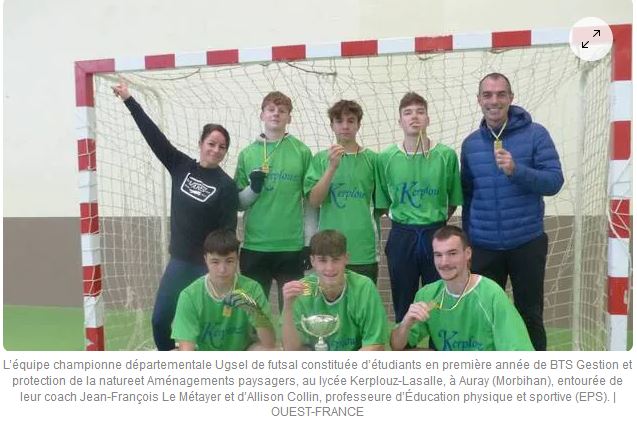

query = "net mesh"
[{"left": 89, "top": 45, "right": 613, "bottom": 350}]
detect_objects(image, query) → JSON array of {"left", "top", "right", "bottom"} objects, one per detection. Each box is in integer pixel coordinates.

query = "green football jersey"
[
  {"left": 292, "top": 270, "right": 387, "bottom": 351},
  {"left": 172, "top": 274, "right": 272, "bottom": 351},
  {"left": 406, "top": 276, "right": 534, "bottom": 351},
  {"left": 375, "top": 143, "right": 462, "bottom": 225},
  {"left": 235, "top": 135, "right": 312, "bottom": 251},
  {"left": 303, "top": 148, "right": 377, "bottom": 264}
]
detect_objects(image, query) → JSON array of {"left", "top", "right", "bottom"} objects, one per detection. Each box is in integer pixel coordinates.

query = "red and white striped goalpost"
[
  {"left": 75, "top": 25, "right": 632, "bottom": 351},
  {"left": 607, "top": 24, "right": 631, "bottom": 351}
]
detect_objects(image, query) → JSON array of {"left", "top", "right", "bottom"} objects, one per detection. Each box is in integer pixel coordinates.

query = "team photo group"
[{"left": 111, "top": 70, "right": 563, "bottom": 352}]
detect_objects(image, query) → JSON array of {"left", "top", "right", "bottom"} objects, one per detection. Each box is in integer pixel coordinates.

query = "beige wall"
[{"left": 3, "top": 218, "right": 82, "bottom": 306}]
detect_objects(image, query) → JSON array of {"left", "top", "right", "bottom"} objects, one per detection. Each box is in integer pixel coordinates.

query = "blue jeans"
[
  {"left": 385, "top": 221, "right": 443, "bottom": 322},
  {"left": 151, "top": 257, "right": 206, "bottom": 350}
]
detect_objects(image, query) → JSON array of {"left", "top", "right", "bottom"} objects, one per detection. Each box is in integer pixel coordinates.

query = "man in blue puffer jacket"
[{"left": 460, "top": 73, "right": 564, "bottom": 351}]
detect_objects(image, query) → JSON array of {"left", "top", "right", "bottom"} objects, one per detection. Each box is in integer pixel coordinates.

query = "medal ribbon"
[
  {"left": 261, "top": 133, "right": 287, "bottom": 171},
  {"left": 489, "top": 120, "right": 507, "bottom": 150}
]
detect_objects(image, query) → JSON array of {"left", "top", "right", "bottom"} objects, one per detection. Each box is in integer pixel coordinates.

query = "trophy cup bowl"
[{"left": 300, "top": 314, "right": 340, "bottom": 351}]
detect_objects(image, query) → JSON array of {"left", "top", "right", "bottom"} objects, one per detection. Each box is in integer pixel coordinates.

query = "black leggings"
[
  {"left": 470, "top": 233, "right": 549, "bottom": 351},
  {"left": 239, "top": 248, "right": 304, "bottom": 312}
]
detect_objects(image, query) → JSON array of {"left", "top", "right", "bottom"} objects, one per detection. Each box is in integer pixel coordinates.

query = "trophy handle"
[{"left": 328, "top": 315, "right": 340, "bottom": 337}]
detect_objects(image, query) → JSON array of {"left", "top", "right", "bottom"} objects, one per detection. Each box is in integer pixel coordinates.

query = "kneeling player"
[
  {"left": 391, "top": 225, "right": 533, "bottom": 351},
  {"left": 281, "top": 230, "right": 387, "bottom": 351},
  {"left": 172, "top": 229, "right": 275, "bottom": 351}
]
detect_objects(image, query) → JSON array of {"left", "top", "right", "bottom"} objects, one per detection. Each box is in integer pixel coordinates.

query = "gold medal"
[
  {"left": 223, "top": 305, "right": 232, "bottom": 317},
  {"left": 261, "top": 133, "right": 287, "bottom": 175},
  {"left": 489, "top": 120, "right": 507, "bottom": 152},
  {"left": 301, "top": 279, "right": 314, "bottom": 296}
]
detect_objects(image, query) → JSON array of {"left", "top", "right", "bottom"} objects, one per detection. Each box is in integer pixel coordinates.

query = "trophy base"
[{"left": 314, "top": 341, "right": 328, "bottom": 351}]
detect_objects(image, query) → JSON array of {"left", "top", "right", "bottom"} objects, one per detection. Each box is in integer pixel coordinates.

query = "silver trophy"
[{"left": 300, "top": 314, "right": 340, "bottom": 351}]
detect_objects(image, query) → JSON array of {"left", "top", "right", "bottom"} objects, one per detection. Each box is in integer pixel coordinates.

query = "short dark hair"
[
  {"left": 261, "top": 91, "right": 293, "bottom": 112},
  {"left": 203, "top": 229, "right": 240, "bottom": 256},
  {"left": 478, "top": 73, "right": 513, "bottom": 95},
  {"left": 328, "top": 100, "right": 364, "bottom": 124},
  {"left": 399, "top": 91, "right": 428, "bottom": 113},
  {"left": 310, "top": 230, "right": 347, "bottom": 257},
  {"left": 433, "top": 225, "right": 469, "bottom": 249},
  {"left": 199, "top": 123, "right": 231, "bottom": 149}
]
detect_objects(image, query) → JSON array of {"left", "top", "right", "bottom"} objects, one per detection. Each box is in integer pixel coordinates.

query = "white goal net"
[{"left": 90, "top": 44, "right": 613, "bottom": 350}]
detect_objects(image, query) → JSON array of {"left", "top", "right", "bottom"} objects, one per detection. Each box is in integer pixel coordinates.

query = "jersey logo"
[
  {"left": 394, "top": 181, "right": 440, "bottom": 207},
  {"left": 260, "top": 170, "right": 301, "bottom": 192},
  {"left": 329, "top": 183, "right": 366, "bottom": 208},
  {"left": 180, "top": 173, "right": 217, "bottom": 202},
  {"left": 437, "top": 329, "right": 484, "bottom": 351}
]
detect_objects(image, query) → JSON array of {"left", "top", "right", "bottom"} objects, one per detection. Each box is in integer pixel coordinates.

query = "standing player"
[
  {"left": 375, "top": 92, "right": 462, "bottom": 322},
  {"left": 281, "top": 230, "right": 387, "bottom": 351},
  {"left": 390, "top": 225, "right": 533, "bottom": 351},
  {"left": 304, "top": 100, "right": 379, "bottom": 283},
  {"left": 172, "top": 229, "right": 275, "bottom": 351},
  {"left": 461, "top": 73, "right": 564, "bottom": 351},
  {"left": 235, "top": 91, "right": 314, "bottom": 309},
  {"left": 112, "top": 81, "right": 238, "bottom": 351}
]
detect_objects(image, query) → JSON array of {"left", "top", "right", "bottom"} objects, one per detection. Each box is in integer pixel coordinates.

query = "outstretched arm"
[{"left": 112, "top": 80, "right": 184, "bottom": 171}]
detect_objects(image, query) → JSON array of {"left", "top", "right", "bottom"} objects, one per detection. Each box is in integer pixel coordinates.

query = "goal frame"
[{"left": 74, "top": 24, "right": 632, "bottom": 351}]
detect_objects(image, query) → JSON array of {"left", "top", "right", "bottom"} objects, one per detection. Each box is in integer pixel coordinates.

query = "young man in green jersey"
[
  {"left": 375, "top": 92, "right": 463, "bottom": 322},
  {"left": 234, "top": 91, "right": 315, "bottom": 309},
  {"left": 281, "top": 230, "right": 387, "bottom": 351},
  {"left": 390, "top": 225, "right": 534, "bottom": 351},
  {"left": 304, "top": 100, "right": 379, "bottom": 283},
  {"left": 172, "top": 229, "right": 275, "bottom": 351}
]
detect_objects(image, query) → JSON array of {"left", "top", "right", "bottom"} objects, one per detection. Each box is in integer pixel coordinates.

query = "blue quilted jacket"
[{"left": 460, "top": 105, "right": 564, "bottom": 250}]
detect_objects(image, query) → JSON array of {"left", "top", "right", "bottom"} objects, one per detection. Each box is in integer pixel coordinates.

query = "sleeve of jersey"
[
  {"left": 123, "top": 97, "right": 187, "bottom": 173},
  {"left": 303, "top": 153, "right": 325, "bottom": 198},
  {"left": 374, "top": 152, "right": 391, "bottom": 209},
  {"left": 406, "top": 290, "right": 430, "bottom": 348},
  {"left": 447, "top": 149, "right": 464, "bottom": 206},
  {"left": 491, "top": 291, "right": 535, "bottom": 351},
  {"left": 234, "top": 149, "right": 250, "bottom": 190},
  {"left": 357, "top": 282, "right": 388, "bottom": 347},
  {"left": 302, "top": 142, "right": 313, "bottom": 177},
  {"left": 171, "top": 289, "right": 200, "bottom": 344}
]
